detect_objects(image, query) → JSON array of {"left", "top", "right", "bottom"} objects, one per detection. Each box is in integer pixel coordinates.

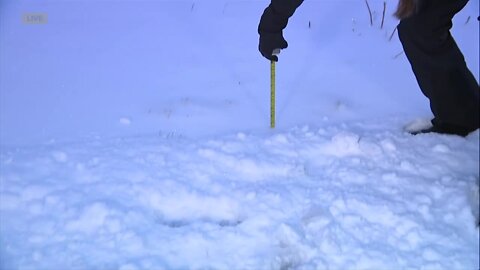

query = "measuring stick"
[
  {"left": 270, "top": 60, "right": 276, "bottom": 128},
  {"left": 270, "top": 49, "right": 281, "bottom": 129}
]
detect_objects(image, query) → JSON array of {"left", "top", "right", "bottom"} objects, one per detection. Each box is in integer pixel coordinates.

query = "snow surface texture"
[
  {"left": 1, "top": 0, "right": 479, "bottom": 269},
  {"left": 1, "top": 123, "right": 479, "bottom": 269}
]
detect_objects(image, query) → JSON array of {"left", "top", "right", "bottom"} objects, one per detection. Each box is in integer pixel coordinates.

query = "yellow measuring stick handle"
[{"left": 270, "top": 60, "right": 276, "bottom": 129}]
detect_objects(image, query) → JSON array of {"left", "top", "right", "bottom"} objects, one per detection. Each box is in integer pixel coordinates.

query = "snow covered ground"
[
  {"left": 1, "top": 0, "right": 479, "bottom": 269},
  {"left": 1, "top": 122, "right": 479, "bottom": 269}
]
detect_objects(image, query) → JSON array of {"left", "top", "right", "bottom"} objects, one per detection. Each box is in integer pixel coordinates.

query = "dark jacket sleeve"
[{"left": 258, "top": 0, "right": 304, "bottom": 34}]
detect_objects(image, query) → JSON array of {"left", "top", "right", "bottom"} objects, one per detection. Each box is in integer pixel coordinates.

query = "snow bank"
[{"left": 1, "top": 122, "right": 478, "bottom": 269}]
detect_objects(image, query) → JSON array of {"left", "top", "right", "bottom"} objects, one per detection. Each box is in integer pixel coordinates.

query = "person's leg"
[{"left": 398, "top": 0, "right": 479, "bottom": 135}]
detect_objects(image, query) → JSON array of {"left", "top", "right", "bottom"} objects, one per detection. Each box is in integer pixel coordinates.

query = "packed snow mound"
[{"left": 1, "top": 122, "right": 478, "bottom": 269}]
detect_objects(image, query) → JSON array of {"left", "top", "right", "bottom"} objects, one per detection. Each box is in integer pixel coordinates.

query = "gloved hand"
[{"left": 258, "top": 32, "right": 288, "bottom": 62}]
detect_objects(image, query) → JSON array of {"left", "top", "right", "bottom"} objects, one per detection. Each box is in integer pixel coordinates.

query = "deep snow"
[
  {"left": 0, "top": 0, "right": 479, "bottom": 269},
  {"left": 1, "top": 122, "right": 479, "bottom": 269}
]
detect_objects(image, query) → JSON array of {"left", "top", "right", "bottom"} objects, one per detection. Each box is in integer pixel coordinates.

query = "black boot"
[{"left": 410, "top": 123, "right": 476, "bottom": 137}]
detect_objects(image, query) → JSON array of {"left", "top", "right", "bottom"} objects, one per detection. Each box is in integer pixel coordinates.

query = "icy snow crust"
[
  {"left": 1, "top": 123, "right": 479, "bottom": 269},
  {"left": 1, "top": 0, "right": 479, "bottom": 269}
]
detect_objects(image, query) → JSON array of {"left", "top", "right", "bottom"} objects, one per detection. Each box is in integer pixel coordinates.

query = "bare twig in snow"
[
  {"left": 389, "top": 26, "right": 397, "bottom": 41},
  {"left": 365, "top": 0, "right": 373, "bottom": 26},
  {"left": 465, "top": 16, "right": 471, "bottom": 25},
  {"left": 222, "top": 2, "right": 228, "bottom": 14},
  {"left": 394, "top": 51, "right": 405, "bottom": 59},
  {"left": 381, "top": 1, "right": 386, "bottom": 29}
]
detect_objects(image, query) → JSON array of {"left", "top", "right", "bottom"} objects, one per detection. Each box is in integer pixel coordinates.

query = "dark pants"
[{"left": 398, "top": 0, "right": 479, "bottom": 131}]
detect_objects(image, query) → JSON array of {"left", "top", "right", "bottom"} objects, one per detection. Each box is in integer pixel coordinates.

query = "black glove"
[
  {"left": 258, "top": 0, "right": 304, "bottom": 61},
  {"left": 259, "top": 32, "right": 288, "bottom": 62}
]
